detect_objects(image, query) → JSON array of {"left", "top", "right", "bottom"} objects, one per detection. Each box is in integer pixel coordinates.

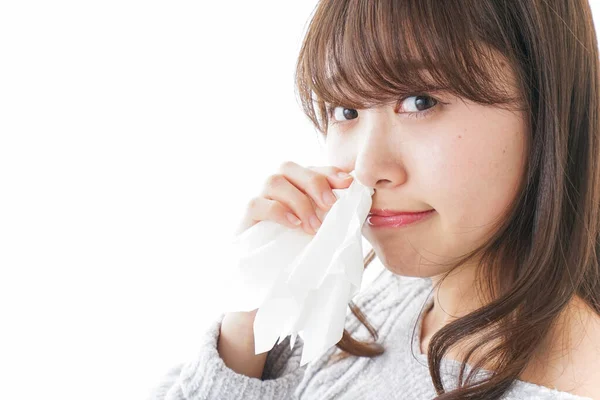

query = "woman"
[{"left": 149, "top": 1, "right": 600, "bottom": 399}]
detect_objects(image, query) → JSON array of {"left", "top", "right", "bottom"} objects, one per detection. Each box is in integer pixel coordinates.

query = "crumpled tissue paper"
[{"left": 220, "top": 169, "right": 375, "bottom": 366}]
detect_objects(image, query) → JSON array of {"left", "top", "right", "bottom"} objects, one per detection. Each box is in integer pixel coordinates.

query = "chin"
[{"left": 363, "top": 229, "right": 447, "bottom": 279}]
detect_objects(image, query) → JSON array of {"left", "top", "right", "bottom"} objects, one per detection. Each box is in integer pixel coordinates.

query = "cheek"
[
  {"left": 324, "top": 135, "right": 360, "bottom": 173},
  {"left": 427, "top": 128, "right": 526, "bottom": 241}
]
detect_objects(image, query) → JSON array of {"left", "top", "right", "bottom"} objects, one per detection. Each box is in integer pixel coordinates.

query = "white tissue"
[{"left": 221, "top": 170, "right": 375, "bottom": 366}]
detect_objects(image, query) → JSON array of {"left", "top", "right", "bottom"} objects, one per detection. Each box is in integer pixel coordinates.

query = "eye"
[
  {"left": 398, "top": 94, "right": 438, "bottom": 115},
  {"left": 327, "top": 107, "right": 359, "bottom": 124},
  {"left": 325, "top": 93, "right": 447, "bottom": 125}
]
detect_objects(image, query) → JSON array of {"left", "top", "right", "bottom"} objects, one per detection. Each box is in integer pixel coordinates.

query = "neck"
[
  {"left": 419, "top": 262, "right": 491, "bottom": 359},
  {"left": 427, "top": 263, "right": 485, "bottom": 329}
]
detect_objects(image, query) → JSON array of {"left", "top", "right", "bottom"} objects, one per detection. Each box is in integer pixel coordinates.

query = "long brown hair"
[{"left": 294, "top": 1, "right": 600, "bottom": 399}]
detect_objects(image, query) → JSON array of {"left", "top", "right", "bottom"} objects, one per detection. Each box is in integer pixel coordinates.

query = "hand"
[
  {"left": 235, "top": 161, "right": 354, "bottom": 236},
  {"left": 220, "top": 162, "right": 354, "bottom": 378}
]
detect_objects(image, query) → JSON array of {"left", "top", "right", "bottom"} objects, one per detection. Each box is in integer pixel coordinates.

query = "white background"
[{"left": 1, "top": 2, "right": 598, "bottom": 400}]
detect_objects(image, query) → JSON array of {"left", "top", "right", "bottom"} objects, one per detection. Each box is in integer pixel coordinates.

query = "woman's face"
[{"left": 325, "top": 65, "right": 528, "bottom": 277}]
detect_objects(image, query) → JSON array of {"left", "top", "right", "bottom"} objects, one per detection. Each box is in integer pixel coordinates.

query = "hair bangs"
[{"left": 295, "top": 0, "right": 526, "bottom": 134}]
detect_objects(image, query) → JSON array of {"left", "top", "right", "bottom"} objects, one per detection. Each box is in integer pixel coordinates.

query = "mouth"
[
  {"left": 368, "top": 208, "right": 435, "bottom": 217},
  {"left": 366, "top": 209, "right": 436, "bottom": 228}
]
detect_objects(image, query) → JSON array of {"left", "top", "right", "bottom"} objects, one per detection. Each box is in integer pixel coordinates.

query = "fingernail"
[
  {"left": 323, "top": 191, "right": 337, "bottom": 206},
  {"left": 286, "top": 213, "right": 302, "bottom": 226},
  {"left": 310, "top": 215, "right": 321, "bottom": 231},
  {"left": 337, "top": 172, "right": 352, "bottom": 179}
]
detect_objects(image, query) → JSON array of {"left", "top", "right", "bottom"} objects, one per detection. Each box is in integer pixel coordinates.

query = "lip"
[
  {"left": 369, "top": 208, "right": 435, "bottom": 217},
  {"left": 367, "top": 209, "right": 436, "bottom": 228}
]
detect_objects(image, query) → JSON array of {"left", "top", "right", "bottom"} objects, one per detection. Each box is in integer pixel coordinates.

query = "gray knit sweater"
[{"left": 147, "top": 266, "right": 592, "bottom": 400}]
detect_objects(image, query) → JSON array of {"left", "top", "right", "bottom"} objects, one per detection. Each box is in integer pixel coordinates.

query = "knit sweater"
[{"left": 147, "top": 264, "right": 593, "bottom": 400}]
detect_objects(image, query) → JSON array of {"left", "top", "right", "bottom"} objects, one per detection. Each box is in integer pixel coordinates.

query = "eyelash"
[{"left": 325, "top": 94, "right": 447, "bottom": 126}]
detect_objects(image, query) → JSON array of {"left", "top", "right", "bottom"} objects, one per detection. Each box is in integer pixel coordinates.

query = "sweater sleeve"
[{"left": 146, "top": 312, "right": 308, "bottom": 400}]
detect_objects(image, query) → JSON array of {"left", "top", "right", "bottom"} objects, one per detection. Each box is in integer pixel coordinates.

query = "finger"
[
  {"left": 306, "top": 165, "right": 355, "bottom": 189},
  {"left": 237, "top": 196, "right": 306, "bottom": 236},
  {"left": 261, "top": 174, "right": 322, "bottom": 235},
  {"left": 313, "top": 196, "right": 328, "bottom": 223},
  {"left": 278, "top": 161, "right": 343, "bottom": 212}
]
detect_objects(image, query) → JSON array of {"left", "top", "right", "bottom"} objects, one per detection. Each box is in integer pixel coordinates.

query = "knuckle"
[
  {"left": 326, "top": 166, "right": 342, "bottom": 177},
  {"left": 264, "top": 174, "right": 285, "bottom": 189},
  {"left": 282, "top": 196, "right": 302, "bottom": 216},
  {"left": 246, "top": 196, "right": 261, "bottom": 212},
  {"left": 267, "top": 200, "right": 281, "bottom": 215},
  {"left": 298, "top": 196, "right": 317, "bottom": 217},
  {"left": 310, "top": 165, "right": 339, "bottom": 178},
  {"left": 313, "top": 165, "right": 334, "bottom": 176},
  {"left": 278, "top": 160, "right": 296, "bottom": 173},
  {"left": 307, "top": 173, "right": 327, "bottom": 192}
]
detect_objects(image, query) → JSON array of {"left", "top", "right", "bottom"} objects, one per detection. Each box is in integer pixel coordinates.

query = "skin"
[
  {"left": 322, "top": 60, "right": 600, "bottom": 397},
  {"left": 324, "top": 60, "right": 528, "bottom": 336}
]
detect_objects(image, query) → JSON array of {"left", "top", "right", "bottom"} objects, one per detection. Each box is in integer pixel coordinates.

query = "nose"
[{"left": 352, "top": 107, "right": 408, "bottom": 190}]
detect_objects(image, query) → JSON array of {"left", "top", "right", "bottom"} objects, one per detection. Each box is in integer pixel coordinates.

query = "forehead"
[{"left": 325, "top": 61, "right": 431, "bottom": 83}]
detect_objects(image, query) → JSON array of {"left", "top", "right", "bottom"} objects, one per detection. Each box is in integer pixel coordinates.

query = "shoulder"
[
  {"left": 520, "top": 296, "right": 600, "bottom": 399},
  {"left": 556, "top": 297, "right": 600, "bottom": 398}
]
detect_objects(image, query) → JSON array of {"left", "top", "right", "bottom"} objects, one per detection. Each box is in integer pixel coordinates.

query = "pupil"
[
  {"left": 415, "top": 96, "right": 431, "bottom": 111},
  {"left": 343, "top": 109, "right": 358, "bottom": 119}
]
